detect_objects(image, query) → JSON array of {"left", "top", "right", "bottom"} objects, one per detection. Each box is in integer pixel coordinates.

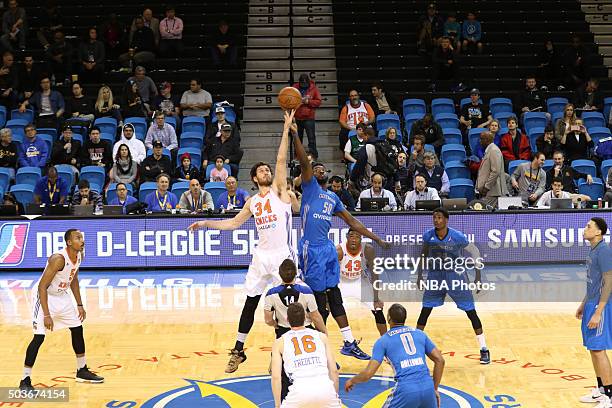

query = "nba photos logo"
[{"left": 0, "top": 222, "right": 30, "bottom": 266}]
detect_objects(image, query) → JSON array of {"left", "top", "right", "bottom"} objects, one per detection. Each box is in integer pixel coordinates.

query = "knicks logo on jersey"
[
  {"left": 0, "top": 222, "right": 30, "bottom": 266},
  {"left": 253, "top": 199, "right": 278, "bottom": 229}
]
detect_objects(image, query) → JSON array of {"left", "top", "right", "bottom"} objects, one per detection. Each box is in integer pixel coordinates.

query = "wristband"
[
  {"left": 44, "top": 315, "right": 50, "bottom": 317},
  {"left": 77, "top": 304, "right": 83, "bottom": 306}
]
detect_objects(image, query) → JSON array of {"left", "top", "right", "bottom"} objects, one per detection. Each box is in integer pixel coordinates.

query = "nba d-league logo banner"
[{"left": 0, "top": 211, "right": 609, "bottom": 270}]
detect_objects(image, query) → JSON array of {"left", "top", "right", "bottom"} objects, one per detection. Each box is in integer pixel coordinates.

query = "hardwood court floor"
[{"left": 0, "top": 284, "right": 601, "bottom": 407}]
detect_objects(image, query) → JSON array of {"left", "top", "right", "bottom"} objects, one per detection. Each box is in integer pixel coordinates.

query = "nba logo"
[{"left": 0, "top": 222, "right": 30, "bottom": 266}]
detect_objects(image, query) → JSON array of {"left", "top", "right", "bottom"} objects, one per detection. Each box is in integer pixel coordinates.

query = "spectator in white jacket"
[{"left": 113, "top": 123, "right": 146, "bottom": 164}]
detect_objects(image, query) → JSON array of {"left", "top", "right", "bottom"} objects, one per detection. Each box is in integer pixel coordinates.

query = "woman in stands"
[
  {"left": 94, "top": 85, "right": 123, "bottom": 125},
  {"left": 143, "top": 173, "right": 178, "bottom": 212},
  {"left": 123, "top": 80, "right": 147, "bottom": 118},
  {"left": 554, "top": 103, "right": 577, "bottom": 142},
  {"left": 468, "top": 120, "right": 502, "bottom": 177},
  {"left": 560, "top": 118, "right": 593, "bottom": 163},
  {"left": 110, "top": 144, "right": 138, "bottom": 190},
  {"left": 385, "top": 127, "right": 405, "bottom": 155}
]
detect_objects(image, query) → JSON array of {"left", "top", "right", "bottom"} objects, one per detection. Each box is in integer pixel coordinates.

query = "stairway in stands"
[
  {"left": 239, "top": 0, "right": 343, "bottom": 185},
  {"left": 582, "top": 0, "right": 612, "bottom": 78}
]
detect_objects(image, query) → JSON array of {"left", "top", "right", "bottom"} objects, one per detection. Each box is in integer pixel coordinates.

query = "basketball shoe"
[
  {"left": 580, "top": 387, "right": 606, "bottom": 403},
  {"left": 341, "top": 340, "right": 371, "bottom": 360},
  {"left": 226, "top": 349, "right": 247, "bottom": 373},
  {"left": 76, "top": 366, "right": 104, "bottom": 383}
]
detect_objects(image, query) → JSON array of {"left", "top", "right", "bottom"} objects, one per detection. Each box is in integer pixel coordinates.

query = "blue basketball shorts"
[
  {"left": 582, "top": 301, "right": 612, "bottom": 351},
  {"left": 298, "top": 239, "right": 340, "bottom": 292},
  {"left": 422, "top": 270, "right": 476, "bottom": 311}
]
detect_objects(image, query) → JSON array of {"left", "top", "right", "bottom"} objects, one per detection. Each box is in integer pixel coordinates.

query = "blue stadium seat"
[
  {"left": 11, "top": 109, "right": 34, "bottom": 123},
  {"left": 582, "top": 111, "right": 605, "bottom": 130},
  {"left": 449, "top": 178, "right": 474, "bottom": 201},
  {"left": 431, "top": 98, "right": 455, "bottom": 117},
  {"left": 146, "top": 148, "right": 171, "bottom": 159},
  {"left": 444, "top": 161, "right": 470, "bottom": 180},
  {"left": 527, "top": 127, "right": 545, "bottom": 151},
  {"left": 71, "top": 134, "right": 83, "bottom": 144},
  {"left": 441, "top": 144, "right": 466, "bottom": 164},
  {"left": 604, "top": 97, "right": 612, "bottom": 126},
  {"left": 204, "top": 181, "right": 227, "bottom": 205},
  {"left": 508, "top": 160, "right": 529, "bottom": 176},
  {"left": 80, "top": 166, "right": 106, "bottom": 189},
  {"left": 10, "top": 183, "right": 34, "bottom": 204},
  {"left": 551, "top": 111, "right": 563, "bottom": 126},
  {"left": 376, "top": 113, "right": 401, "bottom": 133},
  {"left": 589, "top": 127, "right": 612, "bottom": 145},
  {"left": 205, "top": 163, "right": 232, "bottom": 180},
  {"left": 176, "top": 147, "right": 202, "bottom": 169},
  {"left": 179, "top": 132, "right": 204, "bottom": 149},
  {"left": 125, "top": 117, "right": 148, "bottom": 140},
  {"left": 523, "top": 112, "right": 547, "bottom": 134},
  {"left": 0, "top": 167, "right": 12, "bottom": 190},
  {"left": 489, "top": 98, "right": 513, "bottom": 116},
  {"left": 94, "top": 117, "right": 118, "bottom": 135},
  {"left": 37, "top": 128, "right": 58, "bottom": 139},
  {"left": 404, "top": 113, "right": 425, "bottom": 137},
  {"left": 572, "top": 159, "right": 597, "bottom": 178},
  {"left": 15, "top": 167, "right": 41, "bottom": 187},
  {"left": 578, "top": 178, "right": 604, "bottom": 200},
  {"left": 468, "top": 128, "right": 486, "bottom": 154},
  {"left": 54, "top": 164, "right": 76, "bottom": 190},
  {"left": 165, "top": 116, "right": 178, "bottom": 130},
  {"left": 138, "top": 182, "right": 157, "bottom": 202},
  {"left": 493, "top": 111, "right": 514, "bottom": 124},
  {"left": 402, "top": 99, "right": 426, "bottom": 115},
  {"left": 100, "top": 133, "right": 115, "bottom": 145},
  {"left": 543, "top": 160, "right": 554, "bottom": 172},
  {"left": 601, "top": 159, "right": 612, "bottom": 183},
  {"left": 37, "top": 133, "right": 54, "bottom": 153},
  {"left": 106, "top": 182, "right": 134, "bottom": 203},
  {"left": 0, "top": 105, "right": 6, "bottom": 127},
  {"left": 182, "top": 116, "right": 206, "bottom": 135},
  {"left": 460, "top": 97, "right": 482, "bottom": 111},
  {"left": 171, "top": 181, "right": 190, "bottom": 198},
  {"left": 6, "top": 119, "right": 28, "bottom": 139},
  {"left": 435, "top": 113, "right": 459, "bottom": 129},
  {"left": 442, "top": 128, "right": 462, "bottom": 145},
  {"left": 546, "top": 97, "right": 569, "bottom": 116}
]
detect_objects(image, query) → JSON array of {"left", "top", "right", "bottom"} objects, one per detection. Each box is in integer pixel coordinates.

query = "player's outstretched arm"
[
  {"left": 427, "top": 347, "right": 445, "bottom": 407},
  {"left": 70, "top": 271, "right": 86, "bottom": 322},
  {"left": 273, "top": 109, "right": 295, "bottom": 201},
  {"left": 38, "top": 254, "right": 64, "bottom": 331},
  {"left": 344, "top": 359, "right": 382, "bottom": 392},
  {"left": 292, "top": 119, "right": 313, "bottom": 183},
  {"left": 188, "top": 199, "right": 253, "bottom": 231},
  {"left": 271, "top": 338, "right": 283, "bottom": 408},
  {"left": 336, "top": 210, "right": 389, "bottom": 248},
  {"left": 320, "top": 333, "right": 339, "bottom": 393}
]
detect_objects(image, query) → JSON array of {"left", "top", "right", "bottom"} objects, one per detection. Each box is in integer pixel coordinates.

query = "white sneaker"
[
  {"left": 580, "top": 388, "right": 605, "bottom": 403},
  {"left": 594, "top": 395, "right": 611, "bottom": 408}
]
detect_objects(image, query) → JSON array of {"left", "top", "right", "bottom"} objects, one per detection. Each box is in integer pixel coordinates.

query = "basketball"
[{"left": 278, "top": 86, "right": 302, "bottom": 110}]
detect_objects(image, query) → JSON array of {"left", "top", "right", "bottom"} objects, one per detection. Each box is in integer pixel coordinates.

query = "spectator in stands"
[
  {"left": 206, "top": 106, "right": 239, "bottom": 144},
  {"left": 45, "top": 31, "right": 72, "bottom": 85},
  {"left": 511, "top": 152, "right": 547, "bottom": 206},
  {"left": 574, "top": 78, "right": 603, "bottom": 112},
  {"left": 546, "top": 150, "right": 592, "bottom": 192},
  {"left": 174, "top": 151, "right": 201, "bottom": 182},
  {"left": 110, "top": 143, "right": 138, "bottom": 189},
  {"left": 536, "top": 125, "right": 559, "bottom": 160},
  {"left": 560, "top": 118, "right": 593, "bottom": 163},
  {"left": 72, "top": 179, "right": 103, "bottom": 210},
  {"left": 209, "top": 155, "right": 229, "bottom": 182},
  {"left": 130, "top": 8, "right": 159, "bottom": 48},
  {"left": 471, "top": 120, "right": 502, "bottom": 168},
  {"left": 499, "top": 116, "right": 532, "bottom": 168},
  {"left": 554, "top": 103, "right": 576, "bottom": 142},
  {"left": 144, "top": 173, "right": 177, "bottom": 211},
  {"left": 33, "top": 165, "right": 67, "bottom": 205},
  {"left": 216, "top": 175, "right": 249, "bottom": 210},
  {"left": 404, "top": 174, "right": 440, "bottom": 210},
  {"left": 368, "top": 81, "right": 399, "bottom": 116},
  {"left": 0, "top": 0, "right": 26, "bottom": 52},
  {"left": 123, "top": 79, "right": 147, "bottom": 118},
  {"left": 210, "top": 19, "right": 237, "bottom": 68},
  {"left": 152, "top": 81, "right": 180, "bottom": 118},
  {"left": 355, "top": 173, "right": 397, "bottom": 211},
  {"left": 443, "top": 12, "right": 461, "bottom": 52},
  {"left": 108, "top": 182, "right": 137, "bottom": 213},
  {"left": 99, "top": 13, "right": 127, "bottom": 60},
  {"left": 113, "top": 123, "right": 145, "bottom": 164},
  {"left": 343, "top": 122, "right": 369, "bottom": 164},
  {"left": 80, "top": 126, "right": 112, "bottom": 172},
  {"left": 329, "top": 175, "right": 355, "bottom": 211},
  {"left": 537, "top": 40, "right": 563, "bottom": 90},
  {"left": 141, "top": 140, "right": 172, "bottom": 182},
  {"left": 145, "top": 111, "right": 178, "bottom": 152},
  {"left": 476, "top": 130, "right": 507, "bottom": 208},
  {"left": 517, "top": 76, "right": 549, "bottom": 124},
  {"left": 536, "top": 176, "right": 572, "bottom": 208},
  {"left": 415, "top": 151, "right": 449, "bottom": 196},
  {"left": 94, "top": 85, "right": 122, "bottom": 123},
  {"left": 18, "top": 124, "right": 48, "bottom": 169},
  {"left": 2, "top": 191, "right": 22, "bottom": 214},
  {"left": 0, "top": 128, "right": 17, "bottom": 178},
  {"left": 79, "top": 27, "right": 106, "bottom": 84},
  {"left": 594, "top": 132, "right": 612, "bottom": 162},
  {"left": 128, "top": 66, "right": 157, "bottom": 108},
  {"left": 292, "top": 73, "right": 322, "bottom": 158},
  {"left": 385, "top": 127, "right": 404, "bottom": 155},
  {"left": 605, "top": 169, "right": 612, "bottom": 204},
  {"left": 179, "top": 178, "right": 213, "bottom": 212},
  {"left": 180, "top": 79, "right": 213, "bottom": 118},
  {"left": 416, "top": 3, "right": 444, "bottom": 55},
  {"left": 461, "top": 12, "right": 483, "bottom": 54},
  {"left": 51, "top": 125, "right": 81, "bottom": 174},
  {"left": 203, "top": 123, "right": 243, "bottom": 177},
  {"left": 396, "top": 151, "right": 413, "bottom": 196},
  {"left": 0, "top": 51, "right": 17, "bottom": 109},
  {"left": 408, "top": 134, "right": 440, "bottom": 167},
  {"left": 120, "top": 17, "right": 156, "bottom": 69},
  {"left": 564, "top": 34, "right": 591, "bottom": 88},
  {"left": 459, "top": 88, "right": 492, "bottom": 151},
  {"left": 159, "top": 5, "right": 184, "bottom": 58},
  {"left": 338, "top": 89, "right": 375, "bottom": 150},
  {"left": 17, "top": 54, "right": 41, "bottom": 104},
  {"left": 37, "top": 1, "right": 62, "bottom": 50},
  {"left": 410, "top": 113, "right": 444, "bottom": 155},
  {"left": 19, "top": 76, "right": 65, "bottom": 130},
  {"left": 431, "top": 37, "right": 460, "bottom": 92},
  {"left": 65, "top": 82, "right": 95, "bottom": 126}
]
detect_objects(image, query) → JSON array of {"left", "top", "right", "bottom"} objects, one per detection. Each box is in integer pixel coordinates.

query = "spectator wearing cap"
[
  {"left": 414, "top": 151, "right": 450, "bottom": 196},
  {"left": 205, "top": 105, "right": 240, "bottom": 144},
  {"left": 180, "top": 78, "right": 213, "bottom": 118},
  {"left": 152, "top": 81, "right": 181, "bottom": 118},
  {"left": 203, "top": 122, "right": 243, "bottom": 177},
  {"left": 120, "top": 16, "right": 156, "bottom": 69},
  {"left": 338, "top": 89, "right": 375, "bottom": 150},
  {"left": 292, "top": 73, "right": 322, "bottom": 158},
  {"left": 51, "top": 125, "right": 82, "bottom": 175},
  {"left": 209, "top": 19, "right": 238, "bottom": 68},
  {"left": 459, "top": 88, "right": 492, "bottom": 152},
  {"left": 19, "top": 75, "right": 65, "bottom": 130},
  {"left": 416, "top": 3, "right": 444, "bottom": 55},
  {"left": 517, "top": 76, "right": 550, "bottom": 124},
  {"left": 178, "top": 178, "right": 214, "bottom": 212},
  {"left": 343, "top": 122, "right": 370, "bottom": 164},
  {"left": 71, "top": 179, "right": 103, "bottom": 211},
  {"left": 174, "top": 151, "right": 201, "bottom": 182},
  {"left": 499, "top": 116, "right": 532, "bottom": 168},
  {"left": 461, "top": 12, "right": 483, "bottom": 54},
  {"left": 18, "top": 123, "right": 49, "bottom": 170},
  {"left": 65, "top": 82, "right": 95, "bottom": 126},
  {"left": 130, "top": 8, "right": 160, "bottom": 47},
  {"left": 33, "top": 166, "right": 68, "bottom": 205},
  {"left": 409, "top": 113, "right": 444, "bottom": 155},
  {"left": 108, "top": 182, "right": 138, "bottom": 213},
  {"left": 141, "top": 140, "right": 173, "bottom": 183},
  {"left": 113, "top": 123, "right": 146, "bottom": 164},
  {"left": 328, "top": 175, "right": 355, "bottom": 211},
  {"left": 81, "top": 126, "right": 113, "bottom": 172},
  {"left": 128, "top": 66, "right": 158, "bottom": 108},
  {"left": 216, "top": 176, "right": 250, "bottom": 210},
  {"left": 159, "top": 5, "right": 184, "bottom": 58},
  {"left": 145, "top": 111, "right": 178, "bottom": 152},
  {"left": 209, "top": 155, "right": 229, "bottom": 182}
]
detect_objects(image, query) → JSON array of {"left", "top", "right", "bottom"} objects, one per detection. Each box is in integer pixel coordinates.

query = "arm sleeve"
[{"left": 371, "top": 337, "right": 386, "bottom": 363}]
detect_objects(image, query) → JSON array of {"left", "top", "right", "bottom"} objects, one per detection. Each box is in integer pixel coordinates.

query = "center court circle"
[{"left": 140, "top": 375, "right": 484, "bottom": 407}]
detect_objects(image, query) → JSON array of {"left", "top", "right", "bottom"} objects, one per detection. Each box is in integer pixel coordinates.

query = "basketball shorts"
[
  {"left": 32, "top": 290, "right": 81, "bottom": 335},
  {"left": 384, "top": 385, "right": 437, "bottom": 408},
  {"left": 422, "top": 271, "right": 475, "bottom": 311},
  {"left": 582, "top": 301, "right": 612, "bottom": 351},
  {"left": 245, "top": 247, "right": 296, "bottom": 297},
  {"left": 281, "top": 377, "right": 341, "bottom": 408},
  {"left": 339, "top": 276, "right": 376, "bottom": 310},
  {"left": 299, "top": 240, "right": 340, "bottom": 292}
]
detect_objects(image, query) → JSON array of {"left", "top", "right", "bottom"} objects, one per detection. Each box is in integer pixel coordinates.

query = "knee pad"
[
  {"left": 417, "top": 307, "right": 433, "bottom": 327},
  {"left": 465, "top": 309, "right": 482, "bottom": 331},
  {"left": 326, "top": 287, "right": 346, "bottom": 318},
  {"left": 313, "top": 291, "right": 329, "bottom": 322},
  {"left": 69, "top": 326, "right": 85, "bottom": 354},
  {"left": 371, "top": 309, "right": 386, "bottom": 325},
  {"left": 24, "top": 334, "right": 46, "bottom": 367},
  {"left": 31, "top": 334, "right": 45, "bottom": 347}
]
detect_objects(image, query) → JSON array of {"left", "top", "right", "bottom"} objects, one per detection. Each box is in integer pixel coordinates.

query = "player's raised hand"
[
  {"left": 44, "top": 315, "right": 54, "bottom": 331},
  {"left": 283, "top": 109, "right": 296, "bottom": 131},
  {"left": 78, "top": 305, "right": 86, "bottom": 322},
  {"left": 344, "top": 378, "right": 355, "bottom": 392},
  {"left": 188, "top": 220, "right": 207, "bottom": 232}
]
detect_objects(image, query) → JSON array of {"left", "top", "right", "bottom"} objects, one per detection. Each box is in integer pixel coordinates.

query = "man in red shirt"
[{"left": 292, "top": 73, "right": 322, "bottom": 158}]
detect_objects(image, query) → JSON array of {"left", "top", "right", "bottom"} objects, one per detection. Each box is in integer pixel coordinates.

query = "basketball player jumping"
[
  {"left": 188, "top": 109, "right": 296, "bottom": 373},
  {"left": 271, "top": 303, "right": 341, "bottom": 408},
  {"left": 292, "top": 127, "right": 388, "bottom": 360},
  {"left": 19, "top": 229, "right": 103, "bottom": 390},
  {"left": 336, "top": 228, "right": 387, "bottom": 336}
]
